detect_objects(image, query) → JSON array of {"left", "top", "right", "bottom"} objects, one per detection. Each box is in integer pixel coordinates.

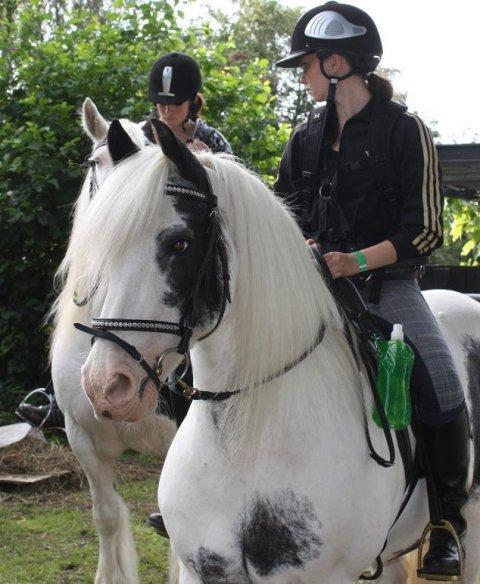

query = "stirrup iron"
[
  {"left": 15, "top": 387, "right": 54, "bottom": 430},
  {"left": 417, "top": 520, "right": 463, "bottom": 581}
]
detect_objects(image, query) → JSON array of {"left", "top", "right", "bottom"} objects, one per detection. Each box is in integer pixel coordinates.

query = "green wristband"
[{"left": 353, "top": 250, "right": 368, "bottom": 272}]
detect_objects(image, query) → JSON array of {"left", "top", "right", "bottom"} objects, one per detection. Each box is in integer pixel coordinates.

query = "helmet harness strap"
[{"left": 316, "top": 53, "right": 357, "bottom": 157}]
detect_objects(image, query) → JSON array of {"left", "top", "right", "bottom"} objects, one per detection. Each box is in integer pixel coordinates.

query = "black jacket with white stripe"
[{"left": 274, "top": 97, "right": 443, "bottom": 262}]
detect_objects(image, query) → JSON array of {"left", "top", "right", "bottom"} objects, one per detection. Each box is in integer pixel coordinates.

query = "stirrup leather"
[{"left": 417, "top": 520, "right": 463, "bottom": 581}]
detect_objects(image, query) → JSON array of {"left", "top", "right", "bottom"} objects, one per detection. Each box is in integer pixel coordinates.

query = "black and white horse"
[
  {"left": 50, "top": 100, "right": 176, "bottom": 584},
  {"left": 75, "top": 120, "right": 480, "bottom": 583}
]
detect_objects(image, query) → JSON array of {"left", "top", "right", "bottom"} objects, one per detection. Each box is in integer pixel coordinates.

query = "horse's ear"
[
  {"left": 150, "top": 118, "right": 210, "bottom": 193},
  {"left": 141, "top": 120, "right": 155, "bottom": 144},
  {"left": 82, "top": 97, "right": 108, "bottom": 141},
  {"left": 107, "top": 119, "right": 140, "bottom": 164}
]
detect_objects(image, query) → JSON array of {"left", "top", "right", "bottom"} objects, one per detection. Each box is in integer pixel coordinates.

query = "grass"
[{"left": 0, "top": 476, "right": 170, "bottom": 583}]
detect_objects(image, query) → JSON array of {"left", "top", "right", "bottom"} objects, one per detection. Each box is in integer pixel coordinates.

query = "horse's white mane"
[
  {"left": 49, "top": 119, "right": 148, "bottom": 355},
  {"left": 64, "top": 147, "right": 172, "bottom": 316},
  {"left": 201, "top": 156, "right": 364, "bottom": 452}
]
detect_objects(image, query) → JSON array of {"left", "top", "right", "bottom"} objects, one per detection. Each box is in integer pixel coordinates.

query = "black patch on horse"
[
  {"left": 188, "top": 547, "right": 248, "bottom": 584},
  {"left": 464, "top": 336, "right": 480, "bottom": 488},
  {"left": 155, "top": 181, "right": 227, "bottom": 327},
  {"left": 238, "top": 489, "right": 322, "bottom": 576},
  {"left": 107, "top": 119, "right": 139, "bottom": 164},
  {"left": 190, "top": 547, "right": 229, "bottom": 583}
]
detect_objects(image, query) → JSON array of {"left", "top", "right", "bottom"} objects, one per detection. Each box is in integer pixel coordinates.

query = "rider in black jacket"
[
  {"left": 275, "top": 99, "right": 443, "bottom": 261},
  {"left": 275, "top": 2, "right": 469, "bottom": 579},
  {"left": 145, "top": 52, "right": 232, "bottom": 155}
]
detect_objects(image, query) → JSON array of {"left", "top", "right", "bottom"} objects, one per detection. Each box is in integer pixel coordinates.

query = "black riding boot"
[
  {"left": 147, "top": 513, "right": 169, "bottom": 538},
  {"left": 16, "top": 395, "right": 65, "bottom": 429},
  {"left": 421, "top": 407, "right": 470, "bottom": 578}
]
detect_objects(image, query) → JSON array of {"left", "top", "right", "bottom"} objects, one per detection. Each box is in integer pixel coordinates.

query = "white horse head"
[{"left": 73, "top": 119, "right": 354, "bottom": 431}]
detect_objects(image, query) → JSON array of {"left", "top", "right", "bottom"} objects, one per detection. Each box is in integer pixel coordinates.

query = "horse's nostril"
[
  {"left": 105, "top": 373, "right": 133, "bottom": 400},
  {"left": 102, "top": 410, "right": 112, "bottom": 419}
]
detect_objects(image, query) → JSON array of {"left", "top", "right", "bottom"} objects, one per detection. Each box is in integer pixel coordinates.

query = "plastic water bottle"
[{"left": 372, "top": 324, "right": 414, "bottom": 430}]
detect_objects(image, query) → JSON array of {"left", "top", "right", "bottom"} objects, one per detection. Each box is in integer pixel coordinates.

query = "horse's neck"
[
  {"left": 189, "top": 184, "right": 366, "bottom": 451},
  {"left": 191, "top": 313, "right": 366, "bottom": 456}
]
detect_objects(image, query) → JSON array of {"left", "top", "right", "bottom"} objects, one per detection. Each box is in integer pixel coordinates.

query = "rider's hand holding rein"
[{"left": 307, "top": 239, "right": 398, "bottom": 279}]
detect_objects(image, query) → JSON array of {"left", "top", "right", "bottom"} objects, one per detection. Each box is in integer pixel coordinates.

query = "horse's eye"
[{"left": 171, "top": 240, "right": 189, "bottom": 254}]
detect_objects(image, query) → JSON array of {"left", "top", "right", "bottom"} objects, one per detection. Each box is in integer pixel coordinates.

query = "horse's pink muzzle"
[{"left": 81, "top": 356, "right": 158, "bottom": 422}]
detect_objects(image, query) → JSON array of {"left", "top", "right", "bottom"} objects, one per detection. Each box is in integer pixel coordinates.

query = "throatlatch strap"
[{"left": 169, "top": 322, "right": 327, "bottom": 402}]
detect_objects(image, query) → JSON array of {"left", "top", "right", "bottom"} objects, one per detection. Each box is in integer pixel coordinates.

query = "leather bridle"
[
  {"left": 74, "top": 174, "right": 328, "bottom": 402},
  {"left": 74, "top": 176, "right": 232, "bottom": 397}
]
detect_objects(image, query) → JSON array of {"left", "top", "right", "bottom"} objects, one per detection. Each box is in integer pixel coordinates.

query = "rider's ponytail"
[
  {"left": 189, "top": 92, "right": 205, "bottom": 120},
  {"left": 366, "top": 73, "right": 393, "bottom": 101},
  {"left": 346, "top": 54, "right": 393, "bottom": 101}
]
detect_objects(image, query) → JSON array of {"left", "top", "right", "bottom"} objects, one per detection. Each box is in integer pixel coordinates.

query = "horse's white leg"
[
  {"left": 119, "top": 413, "right": 176, "bottom": 459},
  {"left": 65, "top": 415, "right": 138, "bottom": 584}
]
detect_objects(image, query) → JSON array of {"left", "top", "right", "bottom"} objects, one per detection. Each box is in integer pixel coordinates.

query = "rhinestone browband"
[{"left": 91, "top": 318, "right": 183, "bottom": 335}]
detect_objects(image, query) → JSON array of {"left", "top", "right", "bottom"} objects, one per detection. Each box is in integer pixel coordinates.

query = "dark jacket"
[
  {"left": 143, "top": 116, "right": 232, "bottom": 155},
  {"left": 274, "top": 98, "right": 443, "bottom": 262},
  {"left": 192, "top": 119, "right": 232, "bottom": 154}
]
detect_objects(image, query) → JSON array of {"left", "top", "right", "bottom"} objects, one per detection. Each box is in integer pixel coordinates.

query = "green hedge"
[{"left": 0, "top": 0, "right": 290, "bottom": 421}]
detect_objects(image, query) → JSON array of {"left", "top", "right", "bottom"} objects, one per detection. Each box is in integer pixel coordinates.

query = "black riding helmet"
[
  {"left": 276, "top": 3, "right": 383, "bottom": 163},
  {"left": 276, "top": 1, "right": 382, "bottom": 72},
  {"left": 148, "top": 52, "right": 202, "bottom": 105}
]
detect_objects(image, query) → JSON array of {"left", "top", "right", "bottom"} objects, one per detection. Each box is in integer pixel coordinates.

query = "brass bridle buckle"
[
  {"left": 176, "top": 378, "right": 200, "bottom": 400},
  {"left": 417, "top": 520, "right": 463, "bottom": 581}
]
